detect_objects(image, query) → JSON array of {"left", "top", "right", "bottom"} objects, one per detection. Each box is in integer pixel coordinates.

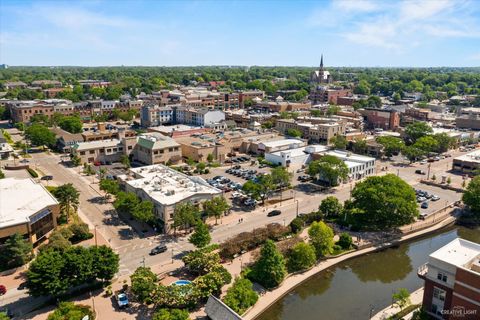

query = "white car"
[
  {"left": 431, "top": 195, "right": 440, "bottom": 201},
  {"left": 420, "top": 160, "right": 427, "bottom": 164}
]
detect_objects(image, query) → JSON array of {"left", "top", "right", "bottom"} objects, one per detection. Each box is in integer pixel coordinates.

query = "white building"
[
  {"left": 120, "top": 164, "right": 222, "bottom": 233},
  {"left": 140, "top": 104, "right": 175, "bottom": 127},
  {"left": 322, "top": 150, "right": 376, "bottom": 180},
  {"left": 265, "top": 145, "right": 328, "bottom": 167},
  {"left": 175, "top": 107, "right": 225, "bottom": 127},
  {"left": 258, "top": 138, "right": 306, "bottom": 154},
  {"left": 101, "top": 100, "right": 118, "bottom": 111}
]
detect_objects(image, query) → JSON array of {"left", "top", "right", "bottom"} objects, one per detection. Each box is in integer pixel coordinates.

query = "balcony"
[{"left": 418, "top": 263, "right": 428, "bottom": 278}]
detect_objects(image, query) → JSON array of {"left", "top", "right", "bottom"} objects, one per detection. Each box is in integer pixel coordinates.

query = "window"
[
  {"left": 80, "top": 151, "right": 85, "bottom": 155},
  {"left": 89, "top": 150, "right": 95, "bottom": 154},
  {"left": 433, "top": 287, "right": 446, "bottom": 301},
  {"left": 437, "top": 272, "right": 448, "bottom": 282}
]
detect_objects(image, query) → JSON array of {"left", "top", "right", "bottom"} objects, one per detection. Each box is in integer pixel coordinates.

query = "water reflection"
[
  {"left": 349, "top": 245, "right": 412, "bottom": 283},
  {"left": 256, "top": 226, "right": 479, "bottom": 320}
]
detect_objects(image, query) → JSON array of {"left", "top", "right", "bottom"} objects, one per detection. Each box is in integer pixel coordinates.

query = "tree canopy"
[
  {"left": 25, "top": 123, "right": 56, "bottom": 147},
  {"left": 350, "top": 174, "right": 418, "bottom": 229},
  {"left": 463, "top": 176, "right": 480, "bottom": 216},
  {"left": 249, "top": 239, "right": 287, "bottom": 289},
  {"left": 308, "top": 221, "right": 334, "bottom": 257},
  {"left": 307, "top": 155, "right": 349, "bottom": 187}
]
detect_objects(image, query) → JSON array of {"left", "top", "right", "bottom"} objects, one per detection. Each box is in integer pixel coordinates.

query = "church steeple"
[{"left": 320, "top": 54, "right": 324, "bottom": 70}]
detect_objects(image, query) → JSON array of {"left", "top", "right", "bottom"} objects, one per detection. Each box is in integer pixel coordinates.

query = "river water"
[{"left": 256, "top": 226, "right": 480, "bottom": 320}]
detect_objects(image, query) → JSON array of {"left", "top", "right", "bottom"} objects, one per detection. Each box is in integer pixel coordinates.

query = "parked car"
[
  {"left": 150, "top": 244, "right": 167, "bottom": 255},
  {"left": 267, "top": 210, "right": 282, "bottom": 217},
  {"left": 431, "top": 195, "right": 440, "bottom": 201},
  {"left": 41, "top": 175, "right": 53, "bottom": 181},
  {"left": 419, "top": 213, "right": 428, "bottom": 220},
  {"left": 116, "top": 293, "right": 129, "bottom": 308},
  {"left": 415, "top": 170, "right": 426, "bottom": 175},
  {"left": 20, "top": 159, "right": 29, "bottom": 163},
  {"left": 421, "top": 202, "right": 429, "bottom": 209},
  {"left": 417, "top": 196, "right": 426, "bottom": 202}
]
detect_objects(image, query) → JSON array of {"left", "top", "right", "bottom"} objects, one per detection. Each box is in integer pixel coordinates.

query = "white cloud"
[
  {"left": 337, "top": 0, "right": 480, "bottom": 50},
  {"left": 335, "top": 0, "right": 380, "bottom": 12}
]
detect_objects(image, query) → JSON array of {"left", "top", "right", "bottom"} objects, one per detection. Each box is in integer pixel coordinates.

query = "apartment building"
[
  {"left": 0, "top": 178, "right": 60, "bottom": 246},
  {"left": 140, "top": 104, "right": 175, "bottom": 127},
  {"left": 359, "top": 108, "right": 400, "bottom": 130},
  {"left": 276, "top": 118, "right": 346, "bottom": 143},
  {"left": 320, "top": 150, "right": 376, "bottom": 180},
  {"left": 9, "top": 99, "right": 74, "bottom": 123},
  {"left": 31, "top": 80, "right": 62, "bottom": 88},
  {"left": 404, "top": 107, "right": 430, "bottom": 121},
  {"left": 175, "top": 134, "right": 228, "bottom": 162},
  {"left": 72, "top": 135, "right": 136, "bottom": 164},
  {"left": 418, "top": 238, "right": 480, "bottom": 319},
  {"left": 133, "top": 133, "right": 182, "bottom": 165},
  {"left": 456, "top": 108, "right": 480, "bottom": 130},
  {"left": 310, "top": 86, "right": 352, "bottom": 105},
  {"left": 3, "top": 81, "right": 27, "bottom": 90},
  {"left": 81, "top": 123, "right": 136, "bottom": 142},
  {"left": 120, "top": 164, "right": 222, "bottom": 233},
  {"left": 452, "top": 150, "right": 480, "bottom": 174},
  {"left": 78, "top": 80, "right": 111, "bottom": 88},
  {"left": 175, "top": 107, "right": 225, "bottom": 127},
  {"left": 239, "top": 90, "right": 265, "bottom": 107},
  {"left": 265, "top": 145, "right": 328, "bottom": 167}
]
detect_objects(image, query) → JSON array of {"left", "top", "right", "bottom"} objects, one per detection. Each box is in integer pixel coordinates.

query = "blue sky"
[{"left": 1, "top": 0, "right": 480, "bottom": 67}]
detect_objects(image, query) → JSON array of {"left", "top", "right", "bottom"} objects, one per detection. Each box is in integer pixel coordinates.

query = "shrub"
[
  {"left": 27, "top": 168, "right": 38, "bottom": 178},
  {"left": 302, "top": 211, "right": 324, "bottom": 225},
  {"left": 68, "top": 223, "right": 93, "bottom": 243},
  {"left": 152, "top": 308, "right": 190, "bottom": 320},
  {"left": 220, "top": 223, "right": 290, "bottom": 259},
  {"left": 47, "top": 302, "right": 95, "bottom": 320},
  {"left": 337, "top": 232, "right": 353, "bottom": 250},
  {"left": 286, "top": 242, "right": 316, "bottom": 273},
  {"left": 289, "top": 217, "right": 304, "bottom": 233},
  {"left": 223, "top": 278, "right": 258, "bottom": 315}
]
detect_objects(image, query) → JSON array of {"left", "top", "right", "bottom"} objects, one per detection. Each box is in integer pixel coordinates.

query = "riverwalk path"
[
  {"left": 242, "top": 211, "right": 457, "bottom": 320},
  {"left": 370, "top": 288, "right": 424, "bottom": 320}
]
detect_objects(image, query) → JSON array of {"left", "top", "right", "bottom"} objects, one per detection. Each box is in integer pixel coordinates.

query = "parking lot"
[{"left": 413, "top": 183, "right": 462, "bottom": 219}]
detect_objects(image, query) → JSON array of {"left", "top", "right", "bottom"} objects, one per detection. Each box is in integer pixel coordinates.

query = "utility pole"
[
  {"left": 94, "top": 225, "right": 98, "bottom": 246},
  {"left": 295, "top": 200, "right": 299, "bottom": 217},
  {"left": 427, "top": 163, "right": 431, "bottom": 180}
]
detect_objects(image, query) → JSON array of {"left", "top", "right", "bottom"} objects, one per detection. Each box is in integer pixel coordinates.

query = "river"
[{"left": 256, "top": 226, "right": 480, "bottom": 320}]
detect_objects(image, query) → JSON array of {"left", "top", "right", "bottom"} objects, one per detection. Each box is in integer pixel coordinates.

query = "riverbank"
[
  {"left": 370, "top": 288, "right": 423, "bottom": 320},
  {"left": 243, "top": 211, "right": 458, "bottom": 320}
]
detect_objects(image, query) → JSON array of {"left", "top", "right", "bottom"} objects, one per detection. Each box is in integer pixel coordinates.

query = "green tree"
[
  {"left": 70, "top": 153, "right": 81, "bottom": 166},
  {"left": 337, "top": 232, "right": 353, "bottom": 249},
  {"left": 26, "top": 249, "right": 69, "bottom": 296},
  {"left": 250, "top": 240, "right": 287, "bottom": 289},
  {"left": 25, "top": 123, "right": 56, "bottom": 147},
  {"left": 319, "top": 196, "right": 343, "bottom": 218},
  {"left": 308, "top": 221, "right": 334, "bottom": 257},
  {"left": 203, "top": 196, "right": 230, "bottom": 224},
  {"left": 463, "top": 176, "right": 480, "bottom": 215},
  {"left": 376, "top": 136, "right": 405, "bottom": 157},
  {"left": 223, "top": 278, "right": 259, "bottom": 314},
  {"left": 289, "top": 217, "right": 304, "bottom": 234},
  {"left": 182, "top": 246, "right": 221, "bottom": 275},
  {"left": 286, "top": 128, "right": 302, "bottom": 138},
  {"left": 99, "top": 179, "right": 120, "bottom": 199},
  {"left": 152, "top": 309, "right": 190, "bottom": 320},
  {"left": 270, "top": 166, "right": 292, "bottom": 189},
  {"left": 41, "top": 231, "right": 72, "bottom": 252},
  {"left": 52, "top": 183, "right": 80, "bottom": 222},
  {"left": 351, "top": 174, "right": 418, "bottom": 229},
  {"left": 433, "top": 133, "right": 455, "bottom": 153},
  {"left": 189, "top": 222, "right": 211, "bottom": 248},
  {"left": 0, "top": 233, "right": 33, "bottom": 270},
  {"left": 367, "top": 95, "right": 382, "bottom": 108},
  {"left": 130, "top": 267, "right": 158, "bottom": 304},
  {"left": 242, "top": 174, "right": 274, "bottom": 204},
  {"left": 307, "top": 155, "right": 349, "bottom": 187},
  {"left": 47, "top": 302, "right": 95, "bottom": 320},
  {"left": 0, "top": 168, "right": 5, "bottom": 179},
  {"left": 132, "top": 200, "right": 155, "bottom": 224},
  {"left": 121, "top": 155, "right": 131, "bottom": 169},
  {"left": 329, "top": 135, "right": 347, "bottom": 150},
  {"left": 286, "top": 242, "right": 316, "bottom": 272},
  {"left": 351, "top": 138, "right": 367, "bottom": 155},
  {"left": 206, "top": 153, "right": 214, "bottom": 163},
  {"left": 413, "top": 136, "right": 439, "bottom": 154},
  {"left": 392, "top": 288, "right": 411, "bottom": 310},
  {"left": 58, "top": 116, "right": 83, "bottom": 134},
  {"left": 113, "top": 191, "right": 140, "bottom": 214},
  {"left": 403, "top": 145, "right": 425, "bottom": 163},
  {"left": 173, "top": 202, "right": 200, "bottom": 231},
  {"left": 404, "top": 122, "right": 433, "bottom": 143}
]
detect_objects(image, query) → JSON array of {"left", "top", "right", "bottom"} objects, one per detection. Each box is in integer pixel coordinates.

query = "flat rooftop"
[
  {"left": 323, "top": 150, "right": 376, "bottom": 163},
  {"left": 430, "top": 238, "right": 480, "bottom": 272},
  {"left": 261, "top": 139, "right": 304, "bottom": 148},
  {"left": 454, "top": 149, "right": 480, "bottom": 164},
  {"left": 270, "top": 145, "right": 328, "bottom": 157},
  {"left": 149, "top": 124, "right": 201, "bottom": 134},
  {"left": 74, "top": 139, "right": 121, "bottom": 151},
  {"left": 125, "top": 164, "right": 221, "bottom": 205},
  {"left": 0, "top": 178, "right": 58, "bottom": 228}
]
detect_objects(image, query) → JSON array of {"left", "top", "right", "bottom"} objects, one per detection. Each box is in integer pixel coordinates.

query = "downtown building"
[{"left": 418, "top": 238, "right": 480, "bottom": 319}]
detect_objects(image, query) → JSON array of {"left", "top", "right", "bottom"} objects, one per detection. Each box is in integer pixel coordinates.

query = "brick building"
[
  {"left": 418, "top": 238, "right": 480, "bottom": 319},
  {"left": 359, "top": 108, "right": 400, "bottom": 130}
]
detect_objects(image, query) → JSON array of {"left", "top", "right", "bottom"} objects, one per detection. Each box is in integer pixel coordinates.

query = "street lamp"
[
  {"left": 295, "top": 200, "right": 299, "bottom": 217},
  {"left": 94, "top": 225, "right": 98, "bottom": 246},
  {"left": 171, "top": 249, "right": 174, "bottom": 264}
]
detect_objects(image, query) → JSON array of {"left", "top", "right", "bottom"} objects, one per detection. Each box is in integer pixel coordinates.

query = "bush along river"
[{"left": 256, "top": 225, "right": 480, "bottom": 320}]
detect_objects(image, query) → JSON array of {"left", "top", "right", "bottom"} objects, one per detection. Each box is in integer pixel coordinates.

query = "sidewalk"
[{"left": 371, "top": 288, "right": 424, "bottom": 320}]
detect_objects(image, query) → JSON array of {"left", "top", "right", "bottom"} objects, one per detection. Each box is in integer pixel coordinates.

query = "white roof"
[
  {"left": 74, "top": 139, "right": 121, "bottom": 151},
  {"left": 0, "top": 178, "right": 58, "bottom": 228},
  {"left": 430, "top": 238, "right": 480, "bottom": 269},
  {"left": 454, "top": 149, "right": 480, "bottom": 164},
  {"left": 323, "top": 150, "right": 376, "bottom": 163},
  {"left": 125, "top": 164, "right": 221, "bottom": 205},
  {"left": 261, "top": 139, "right": 304, "bottom": 148},
  {"left": 149, "top": 124, "right": 199, "bottom": 133},
  {"left": 270, "top": 145, "right": 327, "bottom": 157}
]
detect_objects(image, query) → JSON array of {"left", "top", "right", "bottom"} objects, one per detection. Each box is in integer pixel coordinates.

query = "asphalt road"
[{"left": 5, "top": 146, "right": 470, "bottom": 275}]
